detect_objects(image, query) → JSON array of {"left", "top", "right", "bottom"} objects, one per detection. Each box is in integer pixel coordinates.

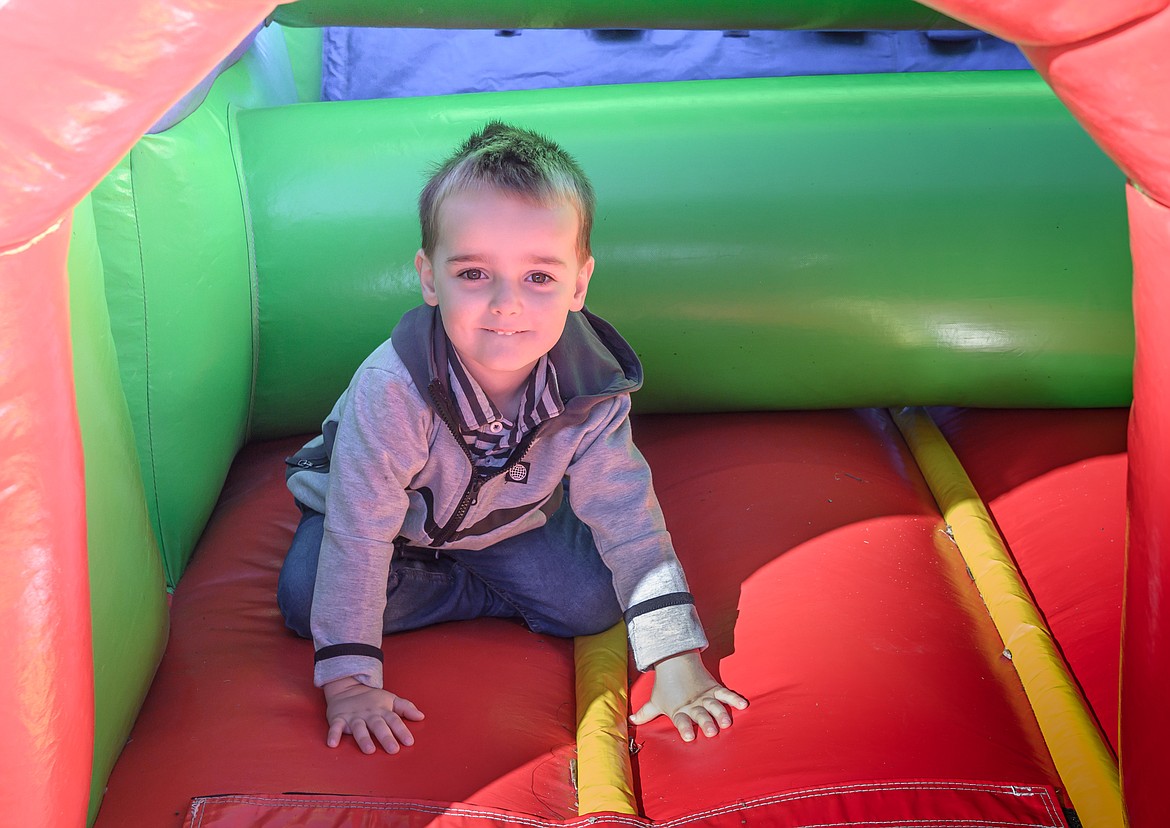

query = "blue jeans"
[{"left": 277, "top": 495, "right": 622, "bottom": 640}]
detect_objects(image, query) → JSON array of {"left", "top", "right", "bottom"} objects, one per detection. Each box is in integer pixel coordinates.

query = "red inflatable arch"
[
  {"left": 1, "top": 1, "right": 1167, "bottom": 826},
  {"left": 919, "top": 4, "right": 1170, "bottom": 825}
]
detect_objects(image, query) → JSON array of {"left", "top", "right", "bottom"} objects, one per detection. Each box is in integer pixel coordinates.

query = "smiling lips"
[{"left": 485, "top": 328, "right": 525, "bottom": 335}]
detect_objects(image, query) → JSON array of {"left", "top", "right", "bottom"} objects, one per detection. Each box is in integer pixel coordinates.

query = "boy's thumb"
[{"left": 629, "top": 702, "right": 658, "bottom": 725}]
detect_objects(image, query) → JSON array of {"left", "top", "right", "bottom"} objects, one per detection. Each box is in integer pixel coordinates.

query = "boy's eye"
[
  {"left": 457, "top": 268, "right": 487, "bottom": 281},
  {"left": 529, "top": 272, "right": 554, "bottom": 284}
]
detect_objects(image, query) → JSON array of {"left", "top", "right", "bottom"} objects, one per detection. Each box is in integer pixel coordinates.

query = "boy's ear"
[
  {"left": 416, "top": 249, "right": 439, "bottom": 307},
  {"left": 571, "top": 255, "right": 595, "bottom": 312}
]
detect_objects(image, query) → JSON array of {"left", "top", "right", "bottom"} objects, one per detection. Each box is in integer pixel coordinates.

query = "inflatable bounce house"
[{"left": 3, "top": 1, "right": 1168, "bottom": 826}]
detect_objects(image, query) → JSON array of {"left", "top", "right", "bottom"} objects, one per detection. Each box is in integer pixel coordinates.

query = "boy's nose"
[{"left": 490, "top": 280, "right": 522, "bottom": 314}]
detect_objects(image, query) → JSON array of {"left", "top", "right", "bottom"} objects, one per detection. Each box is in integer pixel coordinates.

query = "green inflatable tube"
[
  {"left": 272, "top": 0, "right": 967, "bottom": 30},
  {"left": 239, "top": 70, "right": 1130, "bottom": 438}
]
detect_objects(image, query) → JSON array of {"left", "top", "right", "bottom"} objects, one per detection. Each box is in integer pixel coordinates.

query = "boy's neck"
[
  {"left": 463, "top": 363, "right": 533, "bottom": 423},
  {"left": 483, "top": 380, "right": 525, "bottom": 423}
]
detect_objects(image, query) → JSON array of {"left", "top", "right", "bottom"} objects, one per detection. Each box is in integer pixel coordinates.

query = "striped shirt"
[{"left": 446, "top": 348, "right": 564, "bottom": 469}]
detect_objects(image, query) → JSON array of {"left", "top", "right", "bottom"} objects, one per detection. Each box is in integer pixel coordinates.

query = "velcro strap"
[
  {"left": 314, "top": 643, "right": 383, "bottom": 663},
  {"left": 623, "top": 592, "right": 695, "bottom": 624}
]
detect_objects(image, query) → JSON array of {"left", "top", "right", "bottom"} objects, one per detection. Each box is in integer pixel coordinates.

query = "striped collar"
[{"left": 445, "top": 344, "right": 564, "bottom": 460}]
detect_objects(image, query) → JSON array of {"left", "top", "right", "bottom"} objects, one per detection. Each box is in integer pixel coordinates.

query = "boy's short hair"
[{"left": 419, "top": 121, "right": 596, "bottom": 259}]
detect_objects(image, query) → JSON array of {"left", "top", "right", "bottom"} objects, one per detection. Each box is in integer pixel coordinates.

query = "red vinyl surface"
[
  {"left": 917, "top": 0, "right": 1164, "bottom": 46},
  {"left": 100, "top": 411, "right": 1071, "bottom": 827},
  {"left": 183, "top": 783, "right": 1067, "bottom": 828},
  {"left": 1023, "top": 4, "right": 1170, "bottom": 208},
  {"left": 95, "top": 436, "right": 581, "bottom": 828},
  {"left": 0, "top": 219, "right": 93, "bottom": 828},
  {"left": 628, "top": 411, "right": 1063, "bottom": 822},
  {"left": 1123, "top": 185, "right": 1170, "bottom": 828},
  {"left": 930, "top": 407, "right": 1127, "bottom": 755},
  {"left": 0, "top": 0, "right": 274, "bottom": 250}
]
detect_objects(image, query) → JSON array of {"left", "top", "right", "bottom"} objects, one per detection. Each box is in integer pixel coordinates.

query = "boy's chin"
[{"left": 456, "top": 344, "right": 542, "bottom": 371}]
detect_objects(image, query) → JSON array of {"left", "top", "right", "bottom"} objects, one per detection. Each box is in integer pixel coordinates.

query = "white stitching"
[{"left": 185, "top": 780, "right": 1062, "bottom": 828}]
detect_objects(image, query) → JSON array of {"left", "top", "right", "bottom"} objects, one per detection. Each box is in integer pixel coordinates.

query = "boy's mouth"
[{"left": 485, "top": 328, "right": 524, "bottom": 336}]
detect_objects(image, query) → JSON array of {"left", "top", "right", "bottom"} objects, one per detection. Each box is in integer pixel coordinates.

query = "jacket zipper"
[{"left": 427, "top": 381, "right": 540, "bottom": 548}]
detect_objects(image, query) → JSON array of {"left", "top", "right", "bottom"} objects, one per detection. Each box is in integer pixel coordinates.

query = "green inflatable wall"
[
  {"left": 91, "top": 24, "right": 299, "bottom": 585},
  {"left": 68, "top": 197, "right": 169, "bottom": 826}
]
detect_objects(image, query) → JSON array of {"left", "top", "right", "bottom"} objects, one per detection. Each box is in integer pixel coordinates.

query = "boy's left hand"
[{"left": 630, "top": 650, "right": 748, "bottom": 742}]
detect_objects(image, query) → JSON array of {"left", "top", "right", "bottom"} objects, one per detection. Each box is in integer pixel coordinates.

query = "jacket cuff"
[
  {"left": 313, "top": 653, "right": 384, "bottom": 689},
  {"left": 627, "top": 602, "right": 708, "bottom": 672}
]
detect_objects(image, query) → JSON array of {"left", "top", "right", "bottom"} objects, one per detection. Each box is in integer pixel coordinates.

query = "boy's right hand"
[{"left": 322, "top": 676, "right": 425, "bottom": 755}]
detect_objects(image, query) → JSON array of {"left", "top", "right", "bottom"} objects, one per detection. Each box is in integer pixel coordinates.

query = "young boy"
[{"left": 278, "top": 121, "right": 747, "bottom": 755}]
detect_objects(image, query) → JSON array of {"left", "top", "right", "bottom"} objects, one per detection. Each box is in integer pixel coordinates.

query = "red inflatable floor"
[{"left": 96, "top": 410, "right": 1081, "bottom": 828}]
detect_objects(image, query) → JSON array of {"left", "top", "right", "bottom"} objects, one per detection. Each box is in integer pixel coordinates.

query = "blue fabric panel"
[{"left": 321, "top": 28, "right": 1031, "bottom": 101}]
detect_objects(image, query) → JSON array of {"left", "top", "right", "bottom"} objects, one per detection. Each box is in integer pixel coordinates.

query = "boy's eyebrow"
[{"left": 445, "top": 253, "right": 569, "bottom": 267}]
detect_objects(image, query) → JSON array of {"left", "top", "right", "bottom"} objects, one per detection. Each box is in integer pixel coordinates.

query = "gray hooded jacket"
[{"left": 287, "top": 304, "right": 707, "bottom": 688}]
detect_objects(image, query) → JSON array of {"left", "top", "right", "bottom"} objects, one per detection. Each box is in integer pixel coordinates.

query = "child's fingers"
[
  {"left": 368, "top": 717, "right": 403, "bottom": 754},
  {"left": 326, "top": 717, "right": 347, "bottom": 748},
  {"left": 701, "top": 697, "right": 733, "bottom": 729},
  {"left": 393, "top": 696, "right": 426, "bottom": 722},
  {"left": 671, "top": 712, "right": 698, "bottom": 743},
  {"left": 350, "top": 719, "right": 377, "bottom": 754},
  {"left": 687, "top": 706, "right": 720, "bottom": 738},
  {"left": 387, "top": 714, "right": 416, "bottom": 748},
  {"left": 713, "top": 687, "right": 749, "bottom": 710}
]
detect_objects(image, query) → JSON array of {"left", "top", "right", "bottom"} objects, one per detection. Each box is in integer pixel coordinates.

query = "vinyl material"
[{"left": 99, "top": 413, "right": 1069, "bottom": 826}]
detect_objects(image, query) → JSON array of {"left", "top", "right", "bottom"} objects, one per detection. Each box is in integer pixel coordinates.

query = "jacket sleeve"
[
  {"left": 566, "top": 395, "right": 708, "bottom": 671},
  {"left": 310, "top": 365, "right": 430, "bottom": 689}
]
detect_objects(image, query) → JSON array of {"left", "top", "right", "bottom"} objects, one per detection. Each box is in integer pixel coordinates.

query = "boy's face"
[{"left": 416, "top": 187, "right": 594, "bottom": 401}]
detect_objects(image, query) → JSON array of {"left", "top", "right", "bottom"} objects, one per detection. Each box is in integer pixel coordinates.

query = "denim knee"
[
  {"left": 538, "top": 580, "right": 622, "bottom": 638},
  {"left": 276, "top": 575, "right": 313, "bottom": 638},
  {"left": 277, "top": 509, "right": 324, "bottom": 639}
]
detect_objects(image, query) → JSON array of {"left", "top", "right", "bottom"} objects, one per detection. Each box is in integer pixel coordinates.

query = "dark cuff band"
[
  {"left": 623, "top": 592, "right": 695, "bottom": 624},
  {"left": 314, "top": 643, "right": 384, "bottom": 664}
]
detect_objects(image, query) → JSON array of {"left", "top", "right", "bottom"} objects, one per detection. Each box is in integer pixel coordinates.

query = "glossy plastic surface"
[
  {"left": 68, "top": 198, "right": 170, "bottom": 825},
  {"left": 1024, "top": 4, "right": 1170, "bottom": 207},
  {"left": 0, "top": 0, "right": 274, "bottom": 251},
  {"left": 239, "top": 71, "right": 1130, "bottom": 438},
  {"left": 1123, "top": 185, "right": 1170, "bottom": 828},
  {"left": 930, "top": 406, "right": 1127, "bottom": 759},
  {"left": 97, "top": 414, "right": 1070, "bottom": 827},
  {"left": 3, "top": 1, "right": 1165, "bottom": 826},
  {"left": 574, "top": 625, "right": 635, "bottom": 815},
  {"left": 0, "top": 219, "right": 93, "bottom": 828},
  {"left": 272, "top": 0, "right": 965, "bottom": 30},
  {"left": 916, "top": 0, "right": 1165, "bottom": 45},
  {"left": 923, "top": 8, "right": 1170, "bottom": 799},
  {"left": 94, "top": 437, "right": 580, "bottom": 827},
  {"left": 90, "top": 24, "right": 298, "bottom": 585},
  {"left": 896, "top": 407, "right": 1121, "bottom": 828},
  {"left": 628, "top": 411, "right": 1062, "bottom": 821}
]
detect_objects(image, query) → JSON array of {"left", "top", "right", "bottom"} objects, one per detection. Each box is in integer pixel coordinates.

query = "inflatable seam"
[
  {"left": 228, "top": 103, "right": 262, "bottom": 441},
  {"left": 128, "top": 150, "right": 170, "bottom": 583},
  {"left": 187, "top": 781, "right": 1064, "bottom": 827}
]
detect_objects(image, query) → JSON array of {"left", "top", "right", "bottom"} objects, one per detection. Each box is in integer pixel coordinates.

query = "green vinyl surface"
[
  {"left": 91, "top": 24, "right": 299, "bottom": 585},
  {"left": 68, "top": 197, "right": 169, "bottom": 826},
  {"left": 238, "top": 71, "right": 1131, "bottom": 439},
  {"left": 272, "top": 0, "right": 966, "bottom": 30}
]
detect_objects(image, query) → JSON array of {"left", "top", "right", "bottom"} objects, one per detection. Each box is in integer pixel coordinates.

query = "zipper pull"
[{"left": 469, "top": 473, "right": 486, "bottom": 506}]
